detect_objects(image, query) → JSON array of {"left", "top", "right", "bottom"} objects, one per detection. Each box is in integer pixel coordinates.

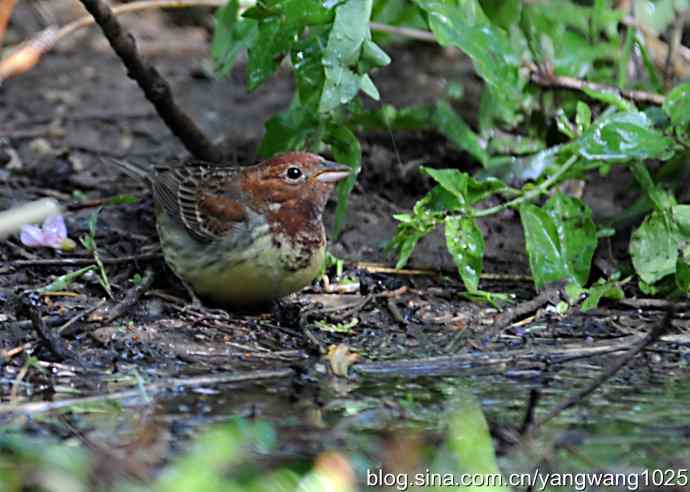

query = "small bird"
[{"left": 115, "top": 152, "right": 350, "bottom": 306}]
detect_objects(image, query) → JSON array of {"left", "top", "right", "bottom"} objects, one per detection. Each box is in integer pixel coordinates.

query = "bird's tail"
[{"left": 105, "top": 158, "right": 152, "bottom": 181}]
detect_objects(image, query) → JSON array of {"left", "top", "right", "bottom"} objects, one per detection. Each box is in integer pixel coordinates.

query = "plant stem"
[{"left": 473, "top": 153, "right": 579, "bottom": 218}]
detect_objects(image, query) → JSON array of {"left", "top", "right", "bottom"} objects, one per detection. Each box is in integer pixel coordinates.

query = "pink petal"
[
  {"left": 42, "top": 215, "right": 67, "bottom": 243},
  {"left": 20, "top": 224, "right": 47, "bottom": 247}
]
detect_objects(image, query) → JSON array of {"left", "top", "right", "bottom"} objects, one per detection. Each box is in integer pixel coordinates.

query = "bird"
[{"left": 113, "top": 152, "right": 351, "bottom": 306}]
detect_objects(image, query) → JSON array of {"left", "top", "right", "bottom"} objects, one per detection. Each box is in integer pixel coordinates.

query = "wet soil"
[{"left": 1, "top": 5, "right": 690, "bottom": 487}]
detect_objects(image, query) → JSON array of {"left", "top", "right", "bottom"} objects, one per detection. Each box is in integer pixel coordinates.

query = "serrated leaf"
[{"left": 445, "top": 216, "right": 485, "bottom": 292}]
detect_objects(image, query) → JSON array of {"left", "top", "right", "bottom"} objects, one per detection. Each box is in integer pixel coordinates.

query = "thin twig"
[
  {"left": 527, "top": 64, "right": 665, "bottom": 105},
  {"left": 105, "top": 268, "right": 155, "bottom": 323},
  {"left": 6, "top": 252, "right": 162, "bottom": 268},
  {"left": 77, "top": 0, "right": 223, "bottom": 162},
  {"left": 24, "top": 294, "right": 77, "bottom": 363},
  {"left": 57, "top": 298, "right": 107, "bottom": 336}
]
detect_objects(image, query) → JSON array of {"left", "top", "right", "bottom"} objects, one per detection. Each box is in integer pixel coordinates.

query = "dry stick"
[
  {"left": 58, "top": 298, "right": 108, "bottom": 336},
  {"left": 104, "top": 268, "right": 155, "bottom": 323},
  {"left": 77, "top": 0, "right": 223, "bottom": 162},
  {"left": 527, "top": 64, "right": 665, "bottom": 105},
  {"left": 6, "top": 252, "right": 162, "bottom": 268},
  {"left": 532, "top": 307, "right": 674, "bottom": 429},
  {"left": 0, "top": 368, "right": 294, "bottom": 415},
  {"left": 25, "top": 296, "right": 77, "bottom": 363}
]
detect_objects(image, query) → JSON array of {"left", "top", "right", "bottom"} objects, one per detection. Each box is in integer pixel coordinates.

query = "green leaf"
[
  {"left": 421, "top": 167, "right": 505, "bottom": 208},
  {"left": 582, "top": 87, "right": 636, "bottom": 112},
  {"left": 257, "top": 99, "right": 320, "bottom": 157},
  {"left": 319, "top": 0, "right": 385, "bottom": 112},
  {"left": 247, "top": 20, "right": 297, "bottom": 91},
  {"left": 292, "top": 29, "right": 327, "bottom": 109},
  {"left": 629, "top": 161, "right": 676, "bottom": 212},
  {"left": 324, "top": 123, "right": 361, "bottom": 237},
  {"left": 629, "top": 211, "right": 678, "bottom": 285},
  {"left": 577, "top": 111, "right": 674, "bottom": 162},
  {"left": 520, "top": 193, "right": 597, "bottom": 289},
  {"left": 108, "top": 194, "right": 139, "bottom": 205},
  {"left": 663, "top": 82, "right": 690, "bottom": 127},
  {"left": 37, "top": 266, "right": 96, "bottom": 293},
  {"left": 676, "top": 258, "right": 690, "bottom": 293},
  {"left": 211, "top": 0, "right": 258, "bottom": 76},
  {"left": 479, "top": 0, "right": 522, "bottom": 29},
  {"left": 432, "top": 101, "right": 489, "bottom": 166},
  {"left": 445, "top": 216, "right": 485, "bottom": 292},
  {"left": 416, "top": 0, "right": 521, "bottom": 105},
  {"left": 575, "top": 101, "right": 591, "bottom": 133},
  {"left": 580, "top": 277, "right": 625, "bottom": 311}
]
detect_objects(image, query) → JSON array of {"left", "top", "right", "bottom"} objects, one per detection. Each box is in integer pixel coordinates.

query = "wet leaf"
[
  {"left": 520, "top": 193, "right": 597, "bottom": 289},
  {"left": 580, "top": 277, "right": 625, "bottom": 311},
  {"left": 247, "top": 20, "right": 297, "bottom": 91},
  {"left": 577, "top": 111, "right": 674, "bottom": 162},
  {"left": 445, "top": 216, "right": 484, "bottom": 292},
  {"left": 416, "top": 0, "right": 521, "bottom": 106},
  {"left": 319, "top": 0, "right": 386, "bottom": 112},
  {"left": 629, "top": 211, "right": 677, "bottom": 285},
  {"left": 421, "top": 167, "right": 505, "bottom": 207}
]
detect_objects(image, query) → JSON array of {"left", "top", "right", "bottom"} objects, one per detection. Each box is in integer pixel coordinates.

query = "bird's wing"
[{"left": 153, "top": 166, "right": 246, "bottom": 243}]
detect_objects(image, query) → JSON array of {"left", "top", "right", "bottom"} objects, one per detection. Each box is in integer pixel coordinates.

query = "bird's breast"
[{"left": 157, "top": 210, "right": 326, "bottom": 305}]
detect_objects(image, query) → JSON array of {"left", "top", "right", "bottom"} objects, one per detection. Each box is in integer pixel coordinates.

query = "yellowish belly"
[
  {"left": 157, "top": 212, "right": 325, "bottom": 306},
  {"left": 185, "top": 239, "right": 325, "bottom": 305}
]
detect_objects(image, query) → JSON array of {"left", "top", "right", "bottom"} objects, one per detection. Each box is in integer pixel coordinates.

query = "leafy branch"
[{"left": 211, "top": 0, "right": 690, "bottom": 307}]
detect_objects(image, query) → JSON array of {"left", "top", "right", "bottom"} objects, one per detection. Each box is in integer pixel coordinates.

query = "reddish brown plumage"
[{"left": 117, "top": 151, "right": 351, "bottom": 305}]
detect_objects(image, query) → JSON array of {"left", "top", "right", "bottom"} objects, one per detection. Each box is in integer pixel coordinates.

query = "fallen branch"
[{"left": 77, "top": 0, "right": 223, "bottom": 162}]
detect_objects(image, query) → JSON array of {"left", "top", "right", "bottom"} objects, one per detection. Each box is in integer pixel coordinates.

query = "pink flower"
[{"left": 20, "top": 215, "right": 75, "bottom": 251}]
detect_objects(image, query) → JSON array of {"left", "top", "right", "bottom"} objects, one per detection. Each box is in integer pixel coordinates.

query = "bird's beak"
[{"left": 315, "top": 161, "right": 351, "bottom": 183}]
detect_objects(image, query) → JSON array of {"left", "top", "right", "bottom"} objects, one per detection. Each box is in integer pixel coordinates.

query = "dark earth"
[{"left": 1, "top": 3, "right": 690, "bottom": 488}]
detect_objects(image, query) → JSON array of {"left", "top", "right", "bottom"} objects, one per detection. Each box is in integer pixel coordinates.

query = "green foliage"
[
  {"left": 520, "top": 193, "right": 597, "bottom": 289},
  {"left": 1, "top": 400, "right": 507, "bottom": 492},
  {"left": 212, "top": 0, "right": 690, "bottom": 302}
]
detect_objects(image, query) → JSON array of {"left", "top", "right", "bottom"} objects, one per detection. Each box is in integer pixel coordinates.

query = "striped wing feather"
[{"left": 152, "top": 166, "right": 246, "bottom": 242}]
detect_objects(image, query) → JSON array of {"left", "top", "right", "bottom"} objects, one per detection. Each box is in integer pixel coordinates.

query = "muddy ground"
[{"left": 2, "top": 4, "right": 690, "bottom": 487}]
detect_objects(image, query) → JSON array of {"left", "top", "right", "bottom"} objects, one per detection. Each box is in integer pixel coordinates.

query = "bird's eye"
[{"left": 286, "top": 166, "right": 303, "bottom": 180}]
